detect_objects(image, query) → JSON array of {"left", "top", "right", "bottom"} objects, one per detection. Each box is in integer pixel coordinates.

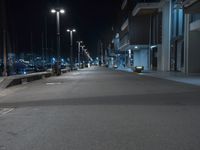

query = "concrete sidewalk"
[
  {"left": 0, "top": 77, "right": 5, "bottom": 84},
  {"left": 141, "top": 71, "right": 200, "bottom": 86},
  {"left": 113, "top": 67, "right": 200, "bottom": 86}
]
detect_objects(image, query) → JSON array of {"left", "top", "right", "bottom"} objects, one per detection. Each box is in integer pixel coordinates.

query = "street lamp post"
[
  {"left": 51, "top": 8, "right": 65, "bottom": 75},
  {"left": 83, "top": 48, "right": 87, "bottom": 67},
  {"left": 83, "top": 49, "right": 92, "bottom": 68},
  {"left": 77, "top": 41, "right": 82, "bottom": 68},
  {"left": 67, "top": 29, "right": 76, "bottom": 70},
  {"left": 80, "top": 45, "right": 85, "bottom": 68}
]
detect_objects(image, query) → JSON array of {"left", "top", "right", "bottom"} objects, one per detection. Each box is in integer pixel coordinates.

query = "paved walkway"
[
  {"left": 0, "top": 67, "right": 200, "bottom": 150},
  {"left": 141, "top": 71, "right": 200, "bottom": 86},
  {"left": 114, "top": 67, "right": 200, "bottom": 86},
  {"left": 0, "top": 77, "right": 5, "bottom": 83},
  {"left": 0, "top": 77, "right": 5, "bottom": 89}
]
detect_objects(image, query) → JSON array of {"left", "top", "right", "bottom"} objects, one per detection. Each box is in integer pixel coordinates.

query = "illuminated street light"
[
  {"left": 51, "top": 8, "right": 65, "bottom": 14},
  {"left": 51, "top": 8, "right": 65, "bottom": 75},
  {"left": 67, "top": 29, "right": 76, "bottom": 33},
  {"left": 67, "top": 29, "right": 76, "bottom": 70},
  {"left": 51, "top": 9, "right": 56, "bottom": 13},
  {"left": 60, "top": 9, "right": 65, "bottom": 14}
]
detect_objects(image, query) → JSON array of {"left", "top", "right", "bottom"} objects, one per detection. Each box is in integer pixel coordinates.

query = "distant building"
[
  {"left": 109, "top": 0, "right": 200, "bottom": 74},
  {"left": 113, "top": 0, "right": 161, "bottom": 70}
]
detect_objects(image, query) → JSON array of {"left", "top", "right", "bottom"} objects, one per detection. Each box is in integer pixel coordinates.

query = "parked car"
[
  {"left": 34, "top": 65, "right": 46, "bottom": 72},
  {"left": 13, "top": 62, "right": 34, "bottom": 75}
]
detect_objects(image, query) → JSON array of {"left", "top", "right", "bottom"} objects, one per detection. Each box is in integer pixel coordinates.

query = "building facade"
[
  {"left": 183, "top": 0, "right": 200, "bottom": 74},
  {"left": 132, "top": 0, "right": 171, "bottom": 72},
  {"left": 170, "top": 0, "right": 185, "bottom": 72},
  {"left": 116, "top": 0, "right": 159, "bottom": 70},
  {"left": 109, "top": 0, "right": 200, "bottom": 74}
]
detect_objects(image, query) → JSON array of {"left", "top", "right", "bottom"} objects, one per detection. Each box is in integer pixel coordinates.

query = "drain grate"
[{"left": 0, "top": 108, "right": 14, "bottom": 117}]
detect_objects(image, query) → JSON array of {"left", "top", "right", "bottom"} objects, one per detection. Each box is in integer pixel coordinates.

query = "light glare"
[
  {"left": 51, "top": 9, "right": 56, "bottom": 13},
  {"left": 60, "top": 9, "right": 65, "bottom": 14},
  {"left": 150, "top": 45, "right": 157, "bottom": 49}
]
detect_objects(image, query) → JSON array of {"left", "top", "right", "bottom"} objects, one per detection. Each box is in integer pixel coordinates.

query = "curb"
[
  {"left": 0, "top": 77, "right": 6, "bottom": 90},
  {"left": 0, "top": 72, "right": 52, "bottom": 89},
  {"left": 0, "top": 69, "right": 73, "bottom": 90},
  {"left": 0, "top": 78, "right": 4, "bottom": 84}
]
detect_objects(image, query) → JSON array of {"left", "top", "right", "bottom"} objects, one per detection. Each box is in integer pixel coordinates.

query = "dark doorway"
[
  {"left": 170, "top": 41, "right": 177, "bottom": 71},
  {"left": 150, "top": 47, "right": 158, "bottom": 71}
]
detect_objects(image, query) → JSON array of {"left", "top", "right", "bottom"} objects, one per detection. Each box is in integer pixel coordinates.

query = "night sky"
[{"left": 7, "top": 0, "right": 121, "bottom": 58}]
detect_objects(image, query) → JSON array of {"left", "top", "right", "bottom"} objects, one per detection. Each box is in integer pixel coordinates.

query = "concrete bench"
[{"left": 0, "top": 72, "right": 52, "bottom": 89}]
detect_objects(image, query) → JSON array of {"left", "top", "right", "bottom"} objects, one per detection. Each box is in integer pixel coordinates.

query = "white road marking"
[
  {"left": 46, "top": 82, "right": 62, "bottom": 85},
  {"left": 72, "top": 73, "right": 80, "bottom": 75},
  {"left": 0, "top": 108, "right": 14, "bottom": 117}
]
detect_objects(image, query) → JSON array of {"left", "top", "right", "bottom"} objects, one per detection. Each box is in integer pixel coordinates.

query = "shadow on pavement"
[{"left": 1, "top": 91, "right": 200, "bottom": 108}]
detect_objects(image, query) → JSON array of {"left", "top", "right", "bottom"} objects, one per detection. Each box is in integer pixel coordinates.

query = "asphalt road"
[{"left": 0, "top": 67, "right": 200, "bottom": 150}]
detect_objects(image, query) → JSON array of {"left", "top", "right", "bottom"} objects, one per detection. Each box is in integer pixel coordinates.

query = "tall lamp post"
[
  {"left": 51, "top": 8, "right": 65, "bottom": 75},
  {"left": 67, "top": 29, "right": 76, "bottom": 70},
  {"left": 84, "top": 49, "right": 92, "bottom": 67},
  {"left": 77, "top": 41, "right": 82, "bottom": 68},
  {"left": 83, "top": 48, "right": 87, "bottom": 66},
  {"left": 80, "top": 45, "right": 85, "bottom": 68}
]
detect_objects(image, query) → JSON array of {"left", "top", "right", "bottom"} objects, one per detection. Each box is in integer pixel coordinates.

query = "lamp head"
[
  {"left": 60, "top": 9, "right": 65, "bottom": 14},
  {"left": 51, "top": 9, "right": 56, "bottom": 13}
]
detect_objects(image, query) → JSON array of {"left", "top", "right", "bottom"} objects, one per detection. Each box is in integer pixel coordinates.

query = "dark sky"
[{"left": 7, "top": 0, "right": 121, "bottom": 58}]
